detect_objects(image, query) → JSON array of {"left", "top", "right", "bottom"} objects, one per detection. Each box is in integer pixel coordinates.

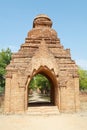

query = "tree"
[
  {"left": 0, "top": 48, "right": 12, "bottom": 91},
  {"left": 78, "top": 67, "right": 87, "bottom": 90},
  {"left": 29, "top": 74, "right": 51, "bottom": 93}
]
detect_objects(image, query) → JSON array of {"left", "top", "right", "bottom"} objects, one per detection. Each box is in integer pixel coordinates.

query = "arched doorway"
[
  {"left": 28, "top": 73, "right": 54, "bottom": 106},
  {"left": 26, "top": 66, "right": 59, "bottom": 109}
]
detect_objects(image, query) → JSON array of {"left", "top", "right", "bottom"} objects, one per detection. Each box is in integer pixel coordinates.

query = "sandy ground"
[
  {"left": 0, "top": 92, "right": 87, "bottom": 130},
  {"left": 0, "top": 112, "right": 87, "bottom": 130}
]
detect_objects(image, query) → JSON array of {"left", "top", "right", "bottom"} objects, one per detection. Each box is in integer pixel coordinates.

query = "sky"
[{"left": 0, "top": 0, "right": 87, "bottom": 69}]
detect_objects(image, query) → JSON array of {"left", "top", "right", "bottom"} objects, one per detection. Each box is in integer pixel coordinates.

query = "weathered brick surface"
[{"left": 4, "top": 14, "right": 80, "bottom": 113}]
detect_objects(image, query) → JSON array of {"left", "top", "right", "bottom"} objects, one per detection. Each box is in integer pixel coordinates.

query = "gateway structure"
[{"left": 4, "top": 14, "right": 80, "bottom": 113}]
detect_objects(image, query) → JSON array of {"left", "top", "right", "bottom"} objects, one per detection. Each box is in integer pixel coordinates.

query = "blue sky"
[{"left": 0, "top": 0, "right": 87, "bottom": 69}]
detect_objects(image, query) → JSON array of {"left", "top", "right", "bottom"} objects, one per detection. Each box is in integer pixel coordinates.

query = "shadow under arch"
[{"left": 26, "top": 66, "right": 59, "bottom": 109}]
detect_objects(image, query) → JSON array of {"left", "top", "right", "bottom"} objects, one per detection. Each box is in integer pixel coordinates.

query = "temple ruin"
[{"left": 4, "top": 14, "right": 80, "bottom": 113}]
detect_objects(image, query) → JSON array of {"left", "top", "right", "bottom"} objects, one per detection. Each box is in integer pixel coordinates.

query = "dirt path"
[
  {"left": 29, "top": 91, "right": 50, "bottom": 103},
  {"left": 0, "top": 113, "right": 87, "bottom": 130}
]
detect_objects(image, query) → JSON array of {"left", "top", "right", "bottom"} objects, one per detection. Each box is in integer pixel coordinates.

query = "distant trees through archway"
[{"left": 28, "top": 74, "right": 52, "bottom": 106}]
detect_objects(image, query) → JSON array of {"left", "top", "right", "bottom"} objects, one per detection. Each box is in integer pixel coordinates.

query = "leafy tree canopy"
[
  {"left": 78, "top": 67, "right": 87, "bottom": 90},
  {"left": 0, "top": 48, "right": 12, "bottom": 90},
  {"left": 29, "top": 74, "right": 51, "bottom": 92}
]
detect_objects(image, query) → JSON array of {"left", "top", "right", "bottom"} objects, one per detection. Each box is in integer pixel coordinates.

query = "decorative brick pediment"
[{"left": 30, "top": 39, "right": 59, "bottom": 76}]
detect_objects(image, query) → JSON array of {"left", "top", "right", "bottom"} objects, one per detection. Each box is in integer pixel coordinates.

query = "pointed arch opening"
[
  {"left": 26, "top": 66, "right": 59, "bottom": 108},
  {"left": 28, "top": 74, "right": 52, "bottom": 106}
]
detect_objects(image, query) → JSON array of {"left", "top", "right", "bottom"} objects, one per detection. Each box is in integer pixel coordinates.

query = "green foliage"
[
  {"left": 0, "top": 48, "right": 12, "bottom": 89},
  {"left": 29, "top": 74, "right": 51, "bottom": 92},
  {"left": 78, "top": 67, "right": 87, "bottom": 90}
]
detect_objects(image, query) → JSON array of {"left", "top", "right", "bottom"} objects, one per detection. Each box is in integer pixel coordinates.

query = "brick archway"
[{"left": 26, "top": 66, "right": 59, "bottom": 109}]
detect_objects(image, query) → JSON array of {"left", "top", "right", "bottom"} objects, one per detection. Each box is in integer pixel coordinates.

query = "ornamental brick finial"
[{"left": 33, "top": 14, "right": 52, "bottom": 28}]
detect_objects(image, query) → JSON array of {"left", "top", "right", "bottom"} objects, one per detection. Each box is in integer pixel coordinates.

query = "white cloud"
[{"left": 76, "top": 59, "right": 87, "bottom": 70}]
